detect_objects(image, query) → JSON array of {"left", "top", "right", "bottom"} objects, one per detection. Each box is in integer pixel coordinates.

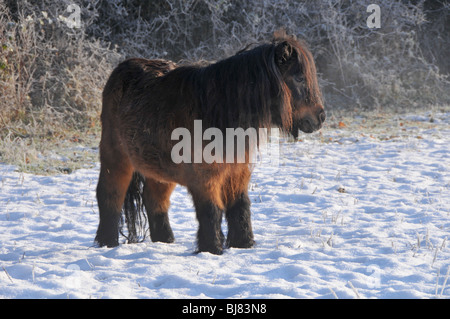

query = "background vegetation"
[{"left": 1, "top": 0, "right": 449, "bottom": 173}]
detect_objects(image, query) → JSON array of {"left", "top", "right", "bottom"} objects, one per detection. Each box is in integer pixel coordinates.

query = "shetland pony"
[{"left": 95, "top": 31, "right": 325, "bottom": 254}]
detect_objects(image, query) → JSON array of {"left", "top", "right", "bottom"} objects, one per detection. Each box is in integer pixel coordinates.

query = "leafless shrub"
[
  {"left": 1, "top": 0, "right": 121, "bottom": 134},
  {"left": 418, "top": 0, "right": 450, "bottom": 76},
  {"left": 0, "top": 0, "right": 121, "bottom": 171},
  {"left": 0, "top": 1, "right": 36, "bottom": 127},
  {"left": 314, "top": 0, "right": 449, "bottom": 109}
]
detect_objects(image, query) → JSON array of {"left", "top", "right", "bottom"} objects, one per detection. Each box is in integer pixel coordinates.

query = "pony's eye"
[{"left": 294, "top": 74, "right": 304, "bottom": 83}]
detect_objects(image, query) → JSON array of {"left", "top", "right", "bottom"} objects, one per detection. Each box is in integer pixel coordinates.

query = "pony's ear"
[{"left": 275, "top": 41, "right": 295, "bottom": 68}]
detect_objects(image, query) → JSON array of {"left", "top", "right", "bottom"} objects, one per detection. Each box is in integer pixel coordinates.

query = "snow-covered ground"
[{"left": 1, "top": 111, "right": 449, "bottom": 299}]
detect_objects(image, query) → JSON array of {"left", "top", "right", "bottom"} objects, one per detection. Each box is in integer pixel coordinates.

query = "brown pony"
[{"left": 95, "top": 31, "right": 325, "bottom": 255}]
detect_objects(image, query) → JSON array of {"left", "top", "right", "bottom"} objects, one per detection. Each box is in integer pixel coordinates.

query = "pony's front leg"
[
  {"left": 225, "top": 192, "right": 255, "bottom": 249},
  {"left": 195, "top": 201, "right": 224, "bottom": 255},
  {"left": 190, "top": 190, "right": 224, "bottom": 255}
]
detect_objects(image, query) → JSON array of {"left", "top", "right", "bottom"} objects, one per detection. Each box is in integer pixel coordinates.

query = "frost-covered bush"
[{"left": 1, "top": 0, "right": 120, "bottom": 131}]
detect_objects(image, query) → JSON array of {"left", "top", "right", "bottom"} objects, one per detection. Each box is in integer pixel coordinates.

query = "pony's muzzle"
[{"left": 300, "top": 109, "right": 326, "bottom": 133}]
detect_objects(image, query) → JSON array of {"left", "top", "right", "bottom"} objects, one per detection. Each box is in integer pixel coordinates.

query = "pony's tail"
[{"left": 119, "top": 172, "right": 148, "bottom": 243}]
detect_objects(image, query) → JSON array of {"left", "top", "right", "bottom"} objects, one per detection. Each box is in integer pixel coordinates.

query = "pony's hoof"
[{"left": 195, "top": 246, "right": 224, "bottom": 255}]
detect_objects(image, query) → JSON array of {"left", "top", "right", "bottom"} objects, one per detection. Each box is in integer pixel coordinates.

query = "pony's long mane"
[
  {"left": 193, "top": 44, "right": 287, "bottom": 130},
  {"left": 164, "top": 37, "right": 305, "bottom": 131}
]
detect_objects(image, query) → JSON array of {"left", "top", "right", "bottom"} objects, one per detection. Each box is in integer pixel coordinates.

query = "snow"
[{"left": 1, "top": 111, "right": 449, "bottom": 299}]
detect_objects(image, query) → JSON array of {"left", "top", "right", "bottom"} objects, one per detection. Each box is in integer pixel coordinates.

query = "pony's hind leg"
[
  {"left": 95, "top": 147, "right": 133, "bottom": 247},
  {"left": 142, "top": 178, "right": 176, "bottom": 243},
  {"left": 95, "top": 162, "right": 133, "bottom": 247}
]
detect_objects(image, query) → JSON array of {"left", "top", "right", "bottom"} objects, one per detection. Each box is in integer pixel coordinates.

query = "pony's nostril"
[{"left": 319, "top": 111, "right": 326, "bottom": 124}]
